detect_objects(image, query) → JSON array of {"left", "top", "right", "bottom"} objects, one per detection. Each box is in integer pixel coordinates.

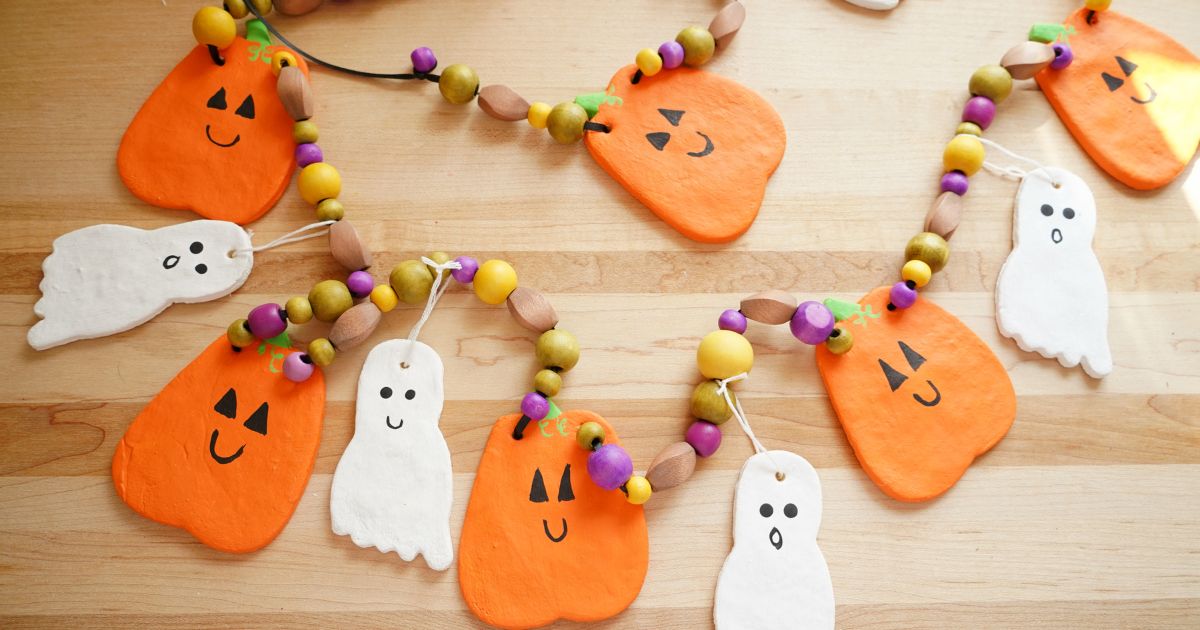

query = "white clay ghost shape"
[
  {"left": 996, "top": 167, "right": 1112, "bottom": 378},
  {"left": 844, "top": 0, "right": 900, "bottom": 10},
  {"left": 330, "top": 339, "right": 454, "bottom": 571},
  {"left": 714, "top": 450, "right": 834, "bottom": 630},
  {"left": 29, "top": 221, "right": 252, "bottom": 350}
]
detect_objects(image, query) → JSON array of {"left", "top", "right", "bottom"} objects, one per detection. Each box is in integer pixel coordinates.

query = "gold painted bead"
[
  {"left": 249, "top": 0, "right": 272, "bottom": 16},
  {"left": 527, "top": 101, "right": 551, "bottom": 129},
  {"left": 227, "top": 319, "right": 256, "bottom": 348},
  {"left": 192, "top": 7, "right": 236, "bottom": 49},
  {"left": 316, "top": 198, "right": 345, "bottom": 221},
  {"left": 427, "top": 251, "right": 453, "bottom": 283},
  {"left": 473, "top": 259, "right": 518, "bottom": 305},
  {"left": 308, "top": 279, "right": 353, "bottom": 322},
  {"left": 390, "top": 260, "right": 435, "bottom": 305},
  {"left": 576, "top": 420, "right": 605, "bottom": 450},
  {"left": 969, "top": 64, "right": 1014, "bottom": 103},
  {"left": 943, "top": 134, "right": 985, "bottom": 176},
  {"left": 370, "top": 284, "right": 399, "bottom": 313},
  {"left": 224, "top": 0, "right": 249, "bottom": 18},
  {"left": 534, "top": 369, "right": 562, "bottom": 397},
  {"left": 625, "top": 475, "right": 652, "bottom": 504},
  {"left": 308, "top": 338, "right": 336, "bottom": 366},
  {"left": 537, "top": 329, "right": 580, "bottom": 372},
  {"left": 293, "top": 121, "right": 319, "bottom": 144},
  {"left": 697, "top": 330, "right": 753, "bottom": 380},
  {"left": 676, "top": 26, "right": 715, "bottom": 67},
  {"left": 546, "top": 102, "right": 588, "bottom": 144},
  {"left": 438, "top": 64, "right": 479, "bottom": 105},
  {"left": 904, "top": 232, "right": 950, "bottom": 273},
  {"left": 691, "top": 380, "right": 735, "bottom": 424},
  {"left": 298, "top": 163, "right": 342, "bottom": 205},
  {"left": 285, "top": 296, "right": 313, "bottom": 324},
  {"left": 956, "top": 121, "right": 983, "bottom": 137},
  {"left": 824, "top": 328, "right": 853, "bottom": 355}
]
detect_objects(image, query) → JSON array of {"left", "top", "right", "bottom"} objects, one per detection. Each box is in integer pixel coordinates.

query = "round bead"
[
  {"left": 635, "top": 48, "right": 663, "bottom": 76},
  {"left": 691, "top": 380, "right": 735, "bottom": 424},
  {"left": 890, "top": 281, "right": 918, "bottom": 309},
  {"left": 943, "top": 134, "right": 985, "bottom": 177},
  {"left": 536, "top": 329, "right": 580, "bottom": 372},
  {"left": 901, "top": 259, "right": 932, "bottom": 288},
  {"left": 247, "top": 303, "right": 287, "bottom": 339},
  {"left": 520, "top": 392, "right": 550, "bottom": 421},
  {"left": 658, "top": 41, "right": 685, "bottom": 69},
  {"left": 961, "top": 96, "right": 996, "bottom": 130},
  {"left": 717, "top": 309, "right": 748, "bottom": 334},
  {"left": 968, "top": 64, "right": 1014, "bottom": 103},
  {"left": 390, "top": 260, "right": 435, "bottom": 305},
  {"left": 696, "top": 330, "right": 754, "bottom": 380},
  {"left": 587, "top": 444, "right": 633, "bottom": 491},
  {"left": 527, "top": 102, "right": 552, "bottom": 129},
  {"left": 675, "top": 26, "right": 715, "bottom": 67},
  {"left": 410, "top": 46, "right": 437, "bottom": 74},
  {"left": 534, "top": 369, "right": 562, "bottom": 397},
  {"left": 576, "top": 421, "right": 606, "bottom": 451},
  {"left": 249, "top": 0, "right": 272, "bottom": 16},
  {"left": 940, "top": 170, "right": 970, "bottom": 196},
  {"left": 473, "top": 259, "right": 518, "bottom": 305},
  {"left": 308, "top": 279, "right": 353, "bottom": 322},
  {"left": 956, "top": 122, "right": 983, "bottom": 137},
  {"left": 293, "top": 121, "right": 319, "bottom": 144},
  {"left": 283, "top": 353, "right": 315, "bottom": 382},
  {"left": 546, "top": 102, "right": 588, "bottom": 144},
  {"left": 192, "top": 7, "right": 236, "bottom": 49},
  {"left": 438, "top": 64, "right": 479, "bottom": 105},
  {"left": 824, "top": 328, "right": 853, "bottom": 355},
  {"left": 1050, "top": 43, "right": 1074, "bottom": 70},
  {"left": 346, "top": 270, "right": 374, "bottom": 298},
  {"left": 285, "top": 296, "right": 313, "bottom": 324},
  {"left": 1084, "top": 0, "right": 1112, "bottom": 10},
  {"left": 316, "top": 198, "right": 345, "bottom": 221},
  {"left": 369, "top": 284, "right": 399, "bottom": 313},
  {"left": 625, "top": 475, "right": 652, "bottom": 505},
  {"left": 271, "top": 51, "right": 298, "bottom": 77},
  {"left": 224, "top": 0, "right": 249, "bottom": 19},
  {"left": 790, "top": 301, "right": 836, "bottom": 345},
  {"left": 685, "top": 420, "right": 722, "bottom": 458},
  {"left": 308, "top": 338, "right": 336, "bottom": 367},
  {"left": 426, "top": 251, "right": 453, "bottom": 283},
  {"left": 904, "top": 232, "right": 950, "bottom": 273},
  {"left": 452, "top": 256, "right": 479, "bottom": 284},
  {"left": 294, "top": 143, "right": 323, "bottom": 168},
  {"left": 227, "top": 319, "right": 256, "bottom": 348},
  {"left": 298, "top": 163, "right": 342, "bottom": 204}
]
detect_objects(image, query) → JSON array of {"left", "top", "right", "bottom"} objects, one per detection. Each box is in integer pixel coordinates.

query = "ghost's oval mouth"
[
  {"left": 205, "top": 124, "right": 241, "bottom": 148},
  {"left": 769, "top": 526, "right": 783, "bottom": 550},
  {"left": 162, "top": 255, "right": 181, "bottom": 270},
  {"left": 687, "top": 131, "right": 715, "bottom": 158},
  {"left": 1051, "top": 228, "right": 1063, "bottom": 244},
  {"left": 542, "top": 517, "right": 568, "bottom": 543},
  {"left": 386, "top": 416, "right": 404, "bottom": 429},
  {"left": 913, "top": 380, "right": 942, "bottom": 407},
  {"left": 208, "top": 429, "right": 245, "bottom": 464},
  {"left": 1131, "top": 82, "right": 1157, "bottom": 105}
]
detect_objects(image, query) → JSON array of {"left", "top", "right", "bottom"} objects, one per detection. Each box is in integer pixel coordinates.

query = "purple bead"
[
  {"left": 961, "top": 96, "right": 996, "bottom": 130},
  {"left": 451, "top": 256, "right": 479, "bottom": 283},
  {"left": 247, "top": 303, "right": 286, "bottom": 339},
  {"left": 790, "top": 301, "right": 835, "bottom": 345},
  {"left": 346, "top": 270, "right": 374, "bottom": 298},
  {"left": 718, "top": 309, "right": 748, "bottom": 334},
  {"left": 294, "top": 143, "right": 323, "bottom": 167},
  {"left": 685, "top": 420, "right": 722, "bottom": 458},
  {"left": 283, "top": 352, "right": 315, "bottom": 382},
  {"left": 520, "top": 392, "right": 549, "bottom": 421},
  {"left": 411, "top": 46, "right": 437, "bottom": 74},
  {"left": 1050, "top": 43, "right": 1073, "bottom": 70},
  {"left": 940, "top": 170, "right": 970, "bottom": 196},
  {"left": 658, "top": 41, "right": 685, "bottom": 69},
  {"left": 890, "top": 281, "right": 918, "bottom": 309},
  {"left": 587, "top": 444, "right": 634, "bottom": 490}
]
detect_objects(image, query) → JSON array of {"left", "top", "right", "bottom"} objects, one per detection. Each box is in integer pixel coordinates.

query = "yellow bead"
[
  {"left": 576, "top": 421, "right": 606, "bottom": 450},
  {"left": 824, "top": 328, "right": 853, "bottom": 355},
  {"left": 536, "top": 329, "right": 580, "bottom": 372},
  {"left": 691, "top": 380, "right": 735, "bottom": 424},
  {"left": 285, "top": 296, "right": 313, "bottom": 324},
  {"left": 901, "top": 259, "right": 932, "bottom": 288},
  {"left": 298, "top": 163, "right": 342, "bottom": 205},
  {"left": 696, "top": 330, "right": 753, "bottom": 380},
  {"left": 625, "top": 475, "right": 652, "bottom": 504},
  {"left": 968, "top": 64, "right": 1013, "bottom": 103},
  {"left": 271, "top": 51, "right": 298, "bottom": 76},
  {"left": 227, "top": 319, "right": 256, "bottom": 348},
  {"left": 473, "top": 259, "right": 518, "bottom": 305},
  {"left": 224, "top": 0, "right": 249, "bottom": 19},
  {"left": 308, "top": 338, "right": 335, "bottom": 367},
  {"left": 192, "top": 7, "right": 236, "bottom": 49},
  {"left": 390, "top": 260, "right": 435, "bottom": 304},
  {"left": 527, "top": 101, "right": 551, "bottom": 129},
  {"left": 370, "top": 284, "right": 399, "bottom": 313},
  {"left": 636, "top": 48, "right": 663, "bottom": 76},
  {"left": 427, "top": 251, "right": 453, "bottom": 283},
  {"left": 546, "top": 102, "right": 588, "bottom": 144},
  {"left": 943, "top": 134, "right": 985, "bottom": 177},
  {"left": 308, "top": 279, "right": 353, "bottom": 322},
  {"left": 956, "top": 122, "right": 982, "bottom": 137},
  {"left": 316, "top": 198, "right": 344, "bottom": 221},
  {"left": 905, "top": 232, "right": 950, "bottom": 273},
  {"left": 249, "top": 0, "right": 272, "bottom": 16},
  {"left": 438, "top": 64, "right": 479, "bottom": 105},
  {"left": 1084, "top": 0, "right": 1111, "bottom": 10},
  {"left": 534, "top": 369, "right": 562, "bottom": 397},
  {"left": 293, "top": 121, "right": 319, "bottom": 144},
  {"left": 676, "top": 26, "right": 715, "bottom": 67}
]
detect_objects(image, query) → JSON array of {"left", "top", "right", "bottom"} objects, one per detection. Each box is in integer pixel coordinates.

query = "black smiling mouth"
[
  {"left": 386, "top": 415, "right": 404, "bottom": 429},
  {"left": 542, "top": 517, "right": 568, "bottom": 543},
  {"left": 208, "top": 429, "right": 245, "bottom": 464},
  {"left": 687, "top": 131, "right": 715, "bottom": 158},
  {"left": 769, "top": 526, "right": 783, "bottom": 550},
  {"left": 1051, "top": 228, "right": 1063, "bottom": 244},
  {"left": 204, "top": 124, "right": 241, "bottom": 148},
  {"left": 913, "top": 380, "right": 942, "bottom": 407},
  {"left": 1131, "top": 82, "right": 1157, "bottom": 105}
]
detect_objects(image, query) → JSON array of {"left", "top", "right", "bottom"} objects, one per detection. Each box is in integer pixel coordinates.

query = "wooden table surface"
[{"left": 2, "top": 0, "right": 1198, "bottom": 627}]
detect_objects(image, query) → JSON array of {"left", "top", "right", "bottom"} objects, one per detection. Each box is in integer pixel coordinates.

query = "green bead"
[
  {"left": 825, "top": 327, "right": 853, "bottom": 355},
  {"left": 427, "top": 251, "right": 453, "bottom": 283},
  {"left": 536, "top": 329, "right": 580, "bottom": 372},
  {"left": 904, "top": 232, "right": 950, "bottom": 273},
  {"left": 576, "top": 420, "right": 605, "bottom": 451},
  {"left": 691, "top": 380, "right": 734, "bottom": 424},
  {"left": 534, "top": 369, "right": 562, "bottom": 397},
  {"left": 390, "top": 259, "right": 434, "bottom": 304},
  {"left": 438, "top": 64, "right": 479, "bottom": 105},
  {"left": 546, "top": 102, "right": 587, "bottom": 144},
  {"left": 316, "top": 199, "right": 345, "bottom": 222},
  {"left": 293, "top": 121, "right": 318, "bottom": 144},
  {"left": 969, "top": 64, "right": 1013, "bottom": 103},
  {"left": 308, "top": 338, "right": 336, "bottom": 366},
  {"left": 308, "top": 279, "right": 353, "bottom": 322},
  {"left": 676, "top": 26, "right": 715, "bottom": 67},
  {"left": 285, "top": 296, "right": 313, "bottom": 324},
  {"left": 227, "top": 319, "right": 256, "bottom": 348}
]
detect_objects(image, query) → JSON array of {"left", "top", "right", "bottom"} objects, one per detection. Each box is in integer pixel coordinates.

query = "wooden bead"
[
  {"left": 276, "top": 65, "right": 314, "bottom": 121},
  {"left": 576, "top": 421, "right": 605, "bottom": 450},
  {"left": 293, "top": 121, "right": 318, "bottom": 144},
  {"left": 943, "top": 134, "right": 984, "bottom": 177},
  {"left": 438, "top": 64, "right": 479, "bottom": 105},
  {"left": 901, "top": 260, "right": 932, "bottom": 288},
  {"left": 249, "top": 0, "right": 273, "bottom": 16},
  {"left": 635, "top": 48, "right": 663, "bottom": 77},
  {"left": 824, "top": 327, "right": 853, "bottom": 355},
  {"left": 675, "top": 26, "right": 715, "bottom": 67},
  {"left": 697, "top": 330, "right": 753, "bottom": 379},
  {"left": 425, "top": 251, "right": 453, "bottom": 283},
  {"left": 224, "top": 0, "right": 249, "bottom": 19},
  {"left": 316, "top": 198, "right": 345, "bottom": 222},
  {"left": 298, "top": 163, "right": 341, "bottom": 204},
  {"left": 956, "top": 122, "right": 982, "bottom": 137},
  {"left": 308, "top": 280, "right": 353, "bottom": 322},
  {"left": 534, "top": 369, "right": 562, "bottom": 397},
  {"left": 740, "top": 290, "right": 798, "bottom": 325},
  {"left": 546, "top": 102, "right": 587, "bottom": 144},
  {"left": 390, "top": 260, "right": 434, "bottom": 305},
  {"left": 285, "top": 296, "right": 313, "bottom": 324},
  {"left": 708, "top": 1, "right": 747, "bottom": 50},
  {"left": 691, "top": 380, "right": 734, "bottom": 424},
  {"left": 969, "top": 64, "right": 1014, "bottom": 103},
  {"left": 506, "top": 287, "right": 559, "bottom": 333},
  {"left": 192, "top": 7, "right": 236, "bottom": 49},
  {"left": 924, "top": 191, "right": 964, "bottom": 240},
  {"left": 904, "top": 232, "right": 950, "bottom": 273},
  {"left": 270, "top": 51, "right": 298, "bottom": 77},
  {"left": 1000, "top": 41, "right": 1055, "bottom": 80},
  {"left": 536, "top": 329, "right": 580, "bottom": 372},
  {"left": 329, "top": 302, "right": 382, "bottom": 350},
  {"left": 308, "top": 338, "right": 335, "bottom": 367},
  {"left": 473, "top": 259, "right": 518, "bottom": 305},
  {"left": 1085, "top": 0, "right": 1112, "bottom": 12},
  {"left": 275, "top": 0, "right": 324, "bottom": 16},
  {"left": 227, "top": 319, "right": 255, "bottom": 348},
  {"left": 624, "top": 475, "right": 652, "bottom": 505},
  {"left": 478, "top": 85, "right": 530, "bottom": 122},
  {"left": 527, "top": 102, "right": 551, "bottom": 129},
  {"left": 329, "top": 219, "right": 372, "bottom": 271},
  {"left": 370, "top": 284, "right": 399, "bottom": 313},
  {"left": 645, "top": 442, "right": 697, "bottom": 491}
]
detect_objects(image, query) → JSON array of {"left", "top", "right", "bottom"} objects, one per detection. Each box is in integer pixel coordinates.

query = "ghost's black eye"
[
  {"left": 1116, "top": 56, "right": 1138, "bottom": 76},
  {"left": 759, "top": 503, "right": 773, "bottom": 518},
  {"left": 658, "top": 108, "right": 684, "bottom": 126},
  {"left": 194, "top": 264, "right": 208, "bottom": 274},
  {"left": 784, "top": 503, "right": 798, "bottom": 518},
  {"left": 1063, "top": 208, "right": 1076, "bottom": 219},
  {"left": 529, "top": 468, "right": 549, "bottom": 503},
  {"left": 190, "top": 241, "right": 204, "bottom": 254},
  {"left": 207, "top": 87, "right": 227, "bottom": 110},
  {"left": 405, "top": 389, "right": 416, "bottom": 400},
  {"left": 235, "top": 95, "right": 255, "bottom": 119},
  {"left": 1102, "top": 72, "right": 1125, "bottom": 92},
  {"left": 380, "top": 387, "right": 393, "bottom": 399},
  {"left": 1041, "top": 204, "right": 1054, "bottom": 217}
]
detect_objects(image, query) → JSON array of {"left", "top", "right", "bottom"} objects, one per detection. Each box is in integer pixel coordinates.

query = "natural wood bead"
[
  {"left": 645, "top": 441, "right": 697, "bottom": 491},
  {"left": 478, "top": 85, "right": 530, "bottom": 122},
  {"left": 274, "top": 0, "right": 324, "bottom": 16},
  {"left": 329, "top": 220, "right": 372, "bottom": 271},
  {"left": 329, "top": 302, "right": 382, "bottom": 350},
  {"left": 506, "top": 287, "right": 559, "bottom": 333},
  {"left": 708, "top": 1, "right": 746, "bottom": 50},
  {"left": 924, "top": 191, "right": 964, "bottom": 240},
  {"left": 739, "top": 290, "right": 798, "bottom": 325},
  {"left": 276, "top": 65, "right": 314, "bottom": 121},
  {"left": 1000, "top": 41, "right": 1055, "bottom": 80}
]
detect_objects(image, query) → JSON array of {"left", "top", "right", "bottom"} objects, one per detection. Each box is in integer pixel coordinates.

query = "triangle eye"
[
  {"left": 529, "top": 468, "right": 549, "bottom": 503},
  {"left": 235, "top": 95, "right": 255, "bottom": 119},
  {"left": 1116, "top": 56, "right": 1138, "bottom": 76},
  {"left": 557, "top": 464, "right": 575, "bottom": 502},
  {"left": 878, "top": 359, "right": 909, "bottom": 392},
  {"left": 207, "top": 87, "right": 227, "bottom": 110},
  {"left": 898, "top": 341, "right": 926, "bottom": 371},
  {"left": 646, "top": 132, "right": 671, "bottom": 151},
  {"left": 1101, "top": 72, "right": 1125, "bottom": 92},
  {"left": 243, "top": 402, "right": 268, "bottom": 435},
  {"left": 658, "top": 108, "right": 685, "bottom": 126},
  {"left": 214, "top": 388, "right": 237, "bottom": 418}
]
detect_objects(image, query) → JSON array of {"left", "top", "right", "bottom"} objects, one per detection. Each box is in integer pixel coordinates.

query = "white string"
[
  {"left": 235, "top": 220, "right": 336, "bottom": 255},
  {"left": 977, "top": 137, "right": 1061, "bottom": 187},
  {"left": 716, "top": 373, "right": 785, "bottom": 478},
  {"left": 402, "top": 256, "right": 464, "bottom": 365}
]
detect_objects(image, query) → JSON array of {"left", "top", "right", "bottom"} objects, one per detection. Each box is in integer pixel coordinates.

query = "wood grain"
[{"left": 1, "top": 0, "right": 1198, "bottom": 628}]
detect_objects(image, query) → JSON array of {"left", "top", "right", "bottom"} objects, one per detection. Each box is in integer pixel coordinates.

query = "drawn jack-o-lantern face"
[
  {"left": 118, "top": 37, "right": 308, "bottom": 224},
  {"left": 459, "top": 409, "right": 648, "bottom": 628},
  {"left": 112, "top": 334, "right": 325, "bottom": 552},
  {"left": 815, "top": 287, "right": 1016, "bottom": 502},
  {"left": 585, "top": 65, "right": 786, "bottom": 244},
  {"left": 1036, "top": 9, "right": 1200, "bottom": 190}
]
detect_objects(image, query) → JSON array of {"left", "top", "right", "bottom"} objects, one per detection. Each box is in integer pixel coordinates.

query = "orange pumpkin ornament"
[
  {"left": 459, "top": 409, "right": 648, "bottom": 629},
  {"left": 112, "top": 333, "right": 326, "bottom": 552},
  {"left": 118, "top": 27, "right": 309, "bottom": 224},
  {"left": 815, "top": 287, "right": 1015, "bottom": 502},
  {"left": 1036, "top": 9, "right": 1200, "bottom": 190},
  {"left": 585, "top": 64, "right": 786, "bottom": 243}
]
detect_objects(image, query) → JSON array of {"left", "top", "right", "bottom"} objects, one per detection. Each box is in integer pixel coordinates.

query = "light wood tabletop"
[{"left": 1, "top": 0, "right": 1198, "bottom": 627}]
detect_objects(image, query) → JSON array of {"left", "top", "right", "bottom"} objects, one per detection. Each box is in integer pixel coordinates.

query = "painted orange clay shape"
[
  {"left": 459, "top": 409, "right": 648, "bottom": 629},
  {"left": 118, "top": 36, "right": 308, "bottom": 224},
  {"left": 585, "top": 65, "right": 786, "bottom": 243},
  {"left": 815, "top": 287, "right": 1015, "bottom": 502},
  {"left": 1036, "top": 9, "right": 1200, "bottom": 190},
  {"left": 112, "top": 334, "right": 326, "bottom": 552}
]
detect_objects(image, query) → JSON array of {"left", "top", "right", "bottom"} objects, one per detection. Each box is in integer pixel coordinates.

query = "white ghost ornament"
[
  {"left": 29, "top": 221, "right": 252, "bottom": 350},
  {"left": 714, "top": 450, "right": 834, "bottom": 630},
  {"left": 330, "top": 339, "right": 454, "bottom": 571},
  {"left": 844, "top": 0, "right": 900, "bottom": 10},
  {"left": 996, "top": 167, "right": 1112, "bottom": 378}
]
